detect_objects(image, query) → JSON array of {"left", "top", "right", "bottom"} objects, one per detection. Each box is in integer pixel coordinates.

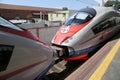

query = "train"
[
  {"left": 51, "top": 7, "right": 120, "bottom": 61},
  {"left": 0, "top": 17, "right": 54, "bottom": 80}
]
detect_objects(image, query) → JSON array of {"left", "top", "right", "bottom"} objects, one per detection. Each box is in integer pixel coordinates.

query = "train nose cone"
[{"left": 52, "top": 22, "right": 89, "bottom": 45}]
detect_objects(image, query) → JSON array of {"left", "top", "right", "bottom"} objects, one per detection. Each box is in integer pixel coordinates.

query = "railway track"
[
  {"left": 41, "top": 41, "right": 109, "bottom": 80},
  {"left": 41, "top": 46, "right": 101, "bottom": 80},
  {"left": 41, "top": 59, "right": 85, "bottom": 80}
]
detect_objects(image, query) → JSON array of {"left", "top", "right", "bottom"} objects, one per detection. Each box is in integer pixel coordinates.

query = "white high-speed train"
[
  {"left": 51, "top": 7, "right": 120, "bottom": 61},
  {"left": 0, "top": 17, "right": 54, "bottom": 80}
]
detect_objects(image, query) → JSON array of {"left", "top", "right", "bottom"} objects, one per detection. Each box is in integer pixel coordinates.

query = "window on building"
[{"left": 56, "top": 13, "right": 58, "bottom": 17}]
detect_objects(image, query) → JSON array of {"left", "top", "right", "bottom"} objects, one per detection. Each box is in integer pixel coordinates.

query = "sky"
[{"left": 0, "top": 0, "right": 100, "bottom": 10}]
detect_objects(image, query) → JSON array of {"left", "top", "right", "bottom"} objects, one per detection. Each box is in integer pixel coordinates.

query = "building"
[
  {"left": 0, "top": 3, "right": 61, "bottom": 22},
  {"left": 0, "top": 3, "right": 76, "bottom": 27},
  {"left": 48, "top": 10, "right": 76, "bottom": 22}
]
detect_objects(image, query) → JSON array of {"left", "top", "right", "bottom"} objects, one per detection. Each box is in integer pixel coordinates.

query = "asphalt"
[
  {"left": 103, "top": 47, "right": 120, "bottom": 80},
  {"left": 90, "top": 32, "right": 120, "bottom": 80},
  {"left": 28, "top": 27, "right": 59, "bottom": 45},
  {"left": 89, "top": 39, "right": 120, "bottom": 80}
]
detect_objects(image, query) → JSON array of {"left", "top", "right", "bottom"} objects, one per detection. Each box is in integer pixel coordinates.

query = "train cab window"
[
  {"left": 0, "top": 17, "right": 23, "bottom": 31},
  {"left": 64, "top": 11, "right": 94, "bottom": 26}
]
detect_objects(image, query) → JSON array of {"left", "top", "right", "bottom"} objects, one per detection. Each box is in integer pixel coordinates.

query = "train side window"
[
  {"left": 92, "top": 19, "right": 110, "bottom": 34},
  {"left": 92, "top": 17, "right": 120, "bottom": 34},
  {"left": 0, "top": 45, "right": 14, "bottom": 72}
]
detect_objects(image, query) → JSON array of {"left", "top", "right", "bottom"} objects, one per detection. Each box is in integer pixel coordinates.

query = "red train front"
[{"left": 51, "top": 7, "right": 120, "bottom": 61}]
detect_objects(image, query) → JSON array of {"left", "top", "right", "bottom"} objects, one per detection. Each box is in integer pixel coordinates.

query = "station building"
[
  {"left": 48, "top": 10, "right": 76, "bottom": 22},
  {"left": 0, "top": 3, "right": 75, "bottom": 27}
]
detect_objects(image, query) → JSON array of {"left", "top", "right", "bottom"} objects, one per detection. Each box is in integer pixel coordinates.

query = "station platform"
[{"left": 65, "top": 37, "right": 120, "bottom": 80}]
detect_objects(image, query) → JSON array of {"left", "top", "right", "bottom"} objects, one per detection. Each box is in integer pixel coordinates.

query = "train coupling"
[{"left": 51, "top": 46, "right": 64, "bottom": 58}]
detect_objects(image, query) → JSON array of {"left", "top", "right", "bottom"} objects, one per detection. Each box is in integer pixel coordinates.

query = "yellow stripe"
[{"left": 89, "top": 39, "right": 120, "bottom": 80}]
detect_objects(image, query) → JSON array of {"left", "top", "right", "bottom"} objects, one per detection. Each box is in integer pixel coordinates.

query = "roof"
[
  {"left": 0, "top": 3, "right": 61, "bottom": 12},
  {"left": 0, "top": 3, "right": 61, "bottom": 19}
]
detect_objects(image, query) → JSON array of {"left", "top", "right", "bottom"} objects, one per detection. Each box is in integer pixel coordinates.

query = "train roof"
[
  {"left": 78, "top": 7, "right": 116, "bottom": 17},
  {"left": 78, "top": 7, "right": 96, "bottom": 17},
  {"left": 92, "top": 7, "right": 116, "bottom": 15}
]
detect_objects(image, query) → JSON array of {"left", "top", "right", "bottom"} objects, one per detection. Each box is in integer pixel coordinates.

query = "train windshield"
[
  {"left": 64, "top": 11, "right": 93, "bottom": 26},
  {"left": 0, "top": 17, "right": 23, "bottom": 31}
]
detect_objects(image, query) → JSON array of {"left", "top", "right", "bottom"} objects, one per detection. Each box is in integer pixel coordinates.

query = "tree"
[
  {"left": 105, "top": 0, "right": 120, "bottom": 9},
  {"left": 62, "top": 7, "right": 68, "bottom": 10}
]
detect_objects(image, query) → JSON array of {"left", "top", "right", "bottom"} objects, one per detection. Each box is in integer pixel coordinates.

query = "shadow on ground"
[{"left": 42, "top": 60, "right": 85, "bottom": 80}]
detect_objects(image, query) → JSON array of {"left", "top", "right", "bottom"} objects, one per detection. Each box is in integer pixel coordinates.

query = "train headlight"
[
  {"left": 68, "top": 47, "right": 75, "bottom": 56},
  {"left": 64, "top": 37, "right": 72, "bottom": 43}
]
